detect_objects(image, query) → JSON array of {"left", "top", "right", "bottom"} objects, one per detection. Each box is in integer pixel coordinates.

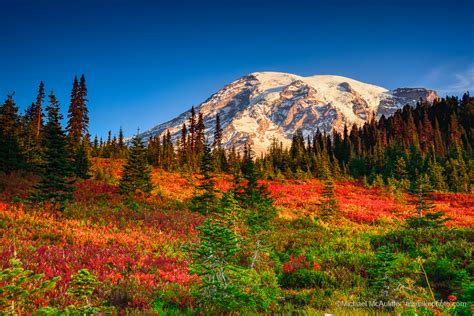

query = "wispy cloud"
[
  {"left": 445, "top": 66, "right": 474, "bottom": 93},
  {"left": 419, "top": 63, "right": 474, "bottom": 95}
]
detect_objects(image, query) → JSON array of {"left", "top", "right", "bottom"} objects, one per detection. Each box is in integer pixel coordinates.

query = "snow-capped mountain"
[{"left": 138, "top": 72, "right": 438, "bottom": 154}]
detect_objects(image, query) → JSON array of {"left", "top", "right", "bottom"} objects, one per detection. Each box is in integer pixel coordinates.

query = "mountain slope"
[{"left": 139, "top": 72, "right": 438, "bottom": 154}]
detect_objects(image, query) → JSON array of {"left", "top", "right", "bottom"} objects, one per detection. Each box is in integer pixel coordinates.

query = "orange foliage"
[{"left": 265, "top": 179, "right": 473, "bottom": 227}]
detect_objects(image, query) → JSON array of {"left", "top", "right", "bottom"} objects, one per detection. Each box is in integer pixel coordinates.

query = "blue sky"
[{"left": 1, "top": 0, "right": 473, "bottom": 138}]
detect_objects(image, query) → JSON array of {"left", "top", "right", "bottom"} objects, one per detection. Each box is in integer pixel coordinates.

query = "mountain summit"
[{"left": 139, "top": 72, "right": 438, "bottom": 154}]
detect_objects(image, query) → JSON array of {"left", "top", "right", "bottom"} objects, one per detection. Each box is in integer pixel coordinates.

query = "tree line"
[
  {"left": 117, "top": 94, "right": 472, "bottom": 193},
  {"left": 257, "top": 95, "right": 472, "bottom": 193}
]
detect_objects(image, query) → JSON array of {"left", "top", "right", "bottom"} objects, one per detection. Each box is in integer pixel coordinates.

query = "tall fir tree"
[
  {"left": 319, "top": 179, "right": 339, "bottom": 220},
  {"left": 66, "top": 76, "right": 80, "bottom": 146},
  {"left": 446, "top": 153, "right": 470, "bottom": 193},
  {"left": 237, "top": 144, "right": 276, "bottom": 231},
  {"left": 147, "top": 135, "right": 162, "bottom": 166},
  {"left": 188, "top": 106, "right": 196, "bottom": 151},
  {"left": 34, "top": 81, "right": 45, "bottom": 137},
  {"left": 426, "top": 155, "right": 447, "bottom": 192},
  {"left": 432, "top": 118, "right": 446, "bottom": 157},
  {"left": 213, "top": 113, "right": 223, "bottom": 148},
  {"left": 179, "top": 123, "right": 188, "bottom": 167},
  {"left": 394, "top": 156, "right": 408, "bottom": 180},
  {"left": 78, "top": 74, "right": 89, "bottom": 132},
  {"left": 448, "top": 113, "right": 462, "bottom": 147},
  {"left": 0, "top": 94, "right": 23, "bottom": 173},
  {"left": 117, "top": 127, "right": 127, "bottom": 158},
  {"left": 30, "top": 92, "right": 75, "bottom": 210},
  {"left": 406, "top": 174, "right": 446, "bottom": 228},
  {"left": 66, "top": 75, "right": 89, "bottom": 152},
  {"left": 418, "top": 110, "right": 433, "bottom": 153},
  {"left": 28, "top": 81, "right": 45, "bottom": 138},
  {"left": 191, "top": 142, "right": 218, "bottom": 215},
  {"left": 195, "top": 112, "right": 206, "bottom": 155},
  {"left": 187, "top": 218, "right": 243, "bottom": 312},
  {"left": 22, "top": 99, "right": 45, "bottom": 170},
  {"left": 212, "top": 113, "right": 227, "bottom": 172},
  {"left": 119, "top": 134, "right": 153, "bottom": 195},
  {"left": 92, "top": 135, "right": 100, "bottom": 157},
  {"left": 74, "top": 140, "right": 92, "bottom": 179}
]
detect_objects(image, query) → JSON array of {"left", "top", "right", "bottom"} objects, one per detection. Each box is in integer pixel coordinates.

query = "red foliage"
[
  {"left": 282, "top": 254, "right": 320, "bottom": 273},
  {"left": 265, "top": 179, "right": 473, "bottom": 227},
  {"left": 0, "top": 202, "right": 201, "bottom": 309}
]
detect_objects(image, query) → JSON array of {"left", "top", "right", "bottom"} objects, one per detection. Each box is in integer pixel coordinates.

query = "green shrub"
[
  {"left": 152, "top": 284, "right": 195, "bottom": 315},
  {"left": 424, "top": 258, "right": 469, "bottom": 299},
  {"left": 67, "top": 269, "right": 102, "bottom": 308},
  {"left": 452, "top": 281, "right": 474, "bottom": 315},
  {"left": 280, "top": 269, "right": 332, "bottom": 289},
  {"left": 0, "top": 258, "right": 60, "bottom": 314},
  {"left": 370, "top": 228, "right": 473, "bottom": 255}
]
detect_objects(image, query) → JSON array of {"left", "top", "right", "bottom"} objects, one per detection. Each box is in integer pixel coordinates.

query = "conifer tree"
[
  {"left": 147, "top": 135, "right": 162, "bottom": 166},
  {"left": 66, "top": 75, "right": 89, "bottom": 151},
  {"left": 212, "top": 113, "right": 228, "bottom": 172},
  {"left": 119, "top": 134, "right": 153, "bottom": 195},
  {"left": 446, "top": 154, "right": 469, "bottom": 193},
  {"left": 0, "top": 94, "right": 23, "bottom": 173},
  {"left": 74, "top": 141, "right": 91, "bottom": 179},
  {"left": 107, "top": 130, "right": 112, "bottom": 147},
  {"left": 213, "top": 113, "right": 223, "bottom": 148},
  {"left": 22, "top": 82, "right": 45, "bottom": 165},
  {"left": 319, "top": 153, "right": 332, "bottom": 180},
  {"left": 67, "top": 269, "right": 101, "bottom": 309},
  {"left": 28, "top": 81, "right": 45, "bottom": 138},
  {"left": 188, "top": 218, "right": 243, "bottom": 311},
  {"left": 427, "top": 156, "right": 447, "bottom": 192},
  {"left": 290, "top": 129, "right": 305, "bottom": 172},
  {"left": 92, "top": 135, "right": 99, "bottom": 157},
  {"left": 448, "top": 113, "right": 462, "bottom": 147},
  {"left": 227, "top": 145, "right": 240, "bottom": 175},
  {"left": 195, "top": 112, "right": 206, "bottom": 155},
  {"left": 368, "top": 246, "right": 396, "bottom": 302},
  {"left": 406, "top": 174, "right": 446, "bottom": 228},
  {"left": 331, "top": 156, "right": 341, "bottom": 179},
  {"left": 418, "top": 111, "right": 433, "bottom": 153},
  {"left": 319, "top": 179, "right": 339, "bottom": 220},
  {"left": 402, "top": 109, "right": 420, "bottom": 149},
  {"left": 117, "top": 127, "right": 127, "bottom": 158},
  {"left": 78, "top": 74, "right": 89, "bottom": 127},
  {"left": 394, "top": 156, "right": 408, "bottom": 180},
  {"left": 188, "top": 106, "right": 196, "bottom": 151},
  {"left": 217, "top": 191, "right": 245, "bottom": 234},
  {"left": 0, "top": 258, "right": 61, "bottom": 314},
  {"left": 30, "top": 92, "right": 75, "bottom": 210},
  {"left": 111, "top": 135, "right": 118, "bottom": 157},
  {"left": 235, "top": 144, "right": 276, "bottom": 269},
  {"left": 22, "top": 101, "right": 44, "bottom": 169},
  {"left": 191, "top": 142, "right": 218, "bottom": 215},
  {"left": 432, "top": 118, "right": 446, "bottom": 157},
  {"left": 237, "top": 144, "right": 260, "bottom": 207},
  {"left": 162, "top": 130, "right": 176, "bottom": 170},
  {"left": 178, "top": 123, "right": 188, "bottom": 167},
  {"left": 66, "top": 77, "right": 80, "bottom": 146}
]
